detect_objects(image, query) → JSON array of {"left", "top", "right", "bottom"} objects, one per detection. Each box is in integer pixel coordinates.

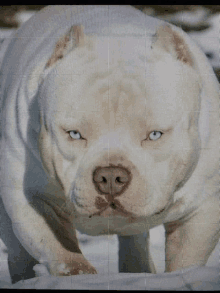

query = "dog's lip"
[
  {"left": 155, "top": 207, "right": 166, "bottom": 215},
  {"left": 78, "top": 195, "right": 166, "bottom": 219},
  {"left": 154, "top": 200, "right": 173, "bottom": 215},
  {"left": 110, "top": 202, "right": 117, "bottom": 209},
  {"left": 89, "top": 201, "right": 136, "bottom": 220},
  {"left": 88, "top": 202, "right": 117, "bottom": 218}
]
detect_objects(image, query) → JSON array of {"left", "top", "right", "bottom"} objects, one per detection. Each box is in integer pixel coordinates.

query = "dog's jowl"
[{"left": 0, "top": 5, "right": 219, "bottom": 282}]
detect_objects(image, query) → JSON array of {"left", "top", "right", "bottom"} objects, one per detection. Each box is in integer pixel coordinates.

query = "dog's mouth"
[
  {"left": 89, "top": 198, "right": 135, "bottom": 220},
  {"left": 88, "top": 199, "right": 167, "bottom": 219},
  {"left": 154, "top": 199, "right": 174, "bottom": 216},
  {"left": 154, "top": 207, "right": 166, "bottom": 215},
  {"left": 110, "top": 202, "right": 117, "bottom": 209}
]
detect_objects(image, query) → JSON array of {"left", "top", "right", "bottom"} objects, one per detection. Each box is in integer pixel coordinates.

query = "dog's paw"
[
  {"left": 57, "top": 261, "right": 97, "bottom": 276},
  {"left": 33, "top": 264, "right": 51, "bottom": 277},
  {"left": 49, "top": 254, "right": 97, "bottom": 276}
]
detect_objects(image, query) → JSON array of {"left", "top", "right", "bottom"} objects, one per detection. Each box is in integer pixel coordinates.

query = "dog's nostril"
[
  {"left": 115, "top": 177, "right": 121, "bottom": 183},
  {"left": 102, "top": 176, "right": 107, "bottom": 183}
]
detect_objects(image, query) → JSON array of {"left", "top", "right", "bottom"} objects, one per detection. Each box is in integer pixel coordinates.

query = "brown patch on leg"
[
  {"left": 50, "top": 251, "right": 97, "bottom": 276},
  {"left": 46, "top": 25, "right": 85, "bottom": 68}
]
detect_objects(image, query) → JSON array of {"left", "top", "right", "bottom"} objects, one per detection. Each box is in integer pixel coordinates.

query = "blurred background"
[
  {"left": 0, "top": 5, "right": 219, "bottom": 81},
  {"left": 0, "top": 5, "right": 219, "bottom": 283}
]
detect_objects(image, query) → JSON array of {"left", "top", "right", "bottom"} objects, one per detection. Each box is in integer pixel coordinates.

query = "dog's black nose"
[{"left": 93, "top": 166, "right": 131, "bottom": 196}]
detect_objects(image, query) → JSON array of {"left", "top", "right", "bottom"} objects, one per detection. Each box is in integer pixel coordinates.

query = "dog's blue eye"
[
  {"left": 149, "top": 131, "right": 162, "bottom": 141},
  {"left": 69, "top": 131, "right": 81, "bottom": 139}
]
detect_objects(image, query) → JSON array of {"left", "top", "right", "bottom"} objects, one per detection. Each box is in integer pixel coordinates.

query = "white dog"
[{"left": 0, "top": 5, "right": 219, "bottom": 282}]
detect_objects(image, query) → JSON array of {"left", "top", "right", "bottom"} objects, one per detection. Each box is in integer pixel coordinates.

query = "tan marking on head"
[
  {"left": 73, "top": 25, "right": 85, "bottom": 47},
  {"left": 153, "top": 25, "right": 194, "bottom": 67},
  {"left": 46, "top": 25, "right": 85, "bottom": 68}
]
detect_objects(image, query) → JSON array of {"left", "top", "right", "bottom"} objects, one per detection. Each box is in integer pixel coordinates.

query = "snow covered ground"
[{"left": 0, "top": 6, "right": 219, "bottom": 287}]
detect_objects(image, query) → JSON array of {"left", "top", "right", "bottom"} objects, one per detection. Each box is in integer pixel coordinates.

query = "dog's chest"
[{"left": 74, "top": 213, "right": 166, "bottom": 236}]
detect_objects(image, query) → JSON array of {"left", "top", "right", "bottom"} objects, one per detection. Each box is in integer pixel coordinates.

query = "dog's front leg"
[
  {"left": 118, "top": 232, "right": 156, "bottom": 273},
  {"left": 0, "top": 196, "right": 39, "bottom": 283},
  {"left": 4, "top": 192, "right": 97, "bottom": 278},
  {"left": 164, "top": 196, "right": 220, "bottom": 272}
]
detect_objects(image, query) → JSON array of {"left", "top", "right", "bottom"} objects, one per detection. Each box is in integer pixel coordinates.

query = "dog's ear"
[
  {"left": 46, "top": 25, "right": 85, "bottom": 68},
  {"left": 152, "top": 25, "right": 194, "bottom": 67},
  {"left": 28, "top": 25, "right": 86, "bottom": 99}
]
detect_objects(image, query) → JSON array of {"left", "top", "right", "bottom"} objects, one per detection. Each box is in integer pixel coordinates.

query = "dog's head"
[{"left": 38, "top": 24, "right": 202, "bottom": 220}]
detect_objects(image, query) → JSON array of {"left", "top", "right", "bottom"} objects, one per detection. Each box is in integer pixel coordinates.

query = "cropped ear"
[
  {"left": 152, "top": 24, "right": 194, "bottom": 67},
  {"left": 46, "top": 25, "right": 85, "bottom": 68}
]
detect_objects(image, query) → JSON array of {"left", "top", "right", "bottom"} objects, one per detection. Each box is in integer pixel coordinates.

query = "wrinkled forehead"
[
  {"left": 39, "top": 35, "right": 148, "bottom": 116},
  {"left": 40, "top": 65, "right": 147, "bottom": 123},
  {"left": 40, "top": 38, "right": 201, "bottom": 125}
]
